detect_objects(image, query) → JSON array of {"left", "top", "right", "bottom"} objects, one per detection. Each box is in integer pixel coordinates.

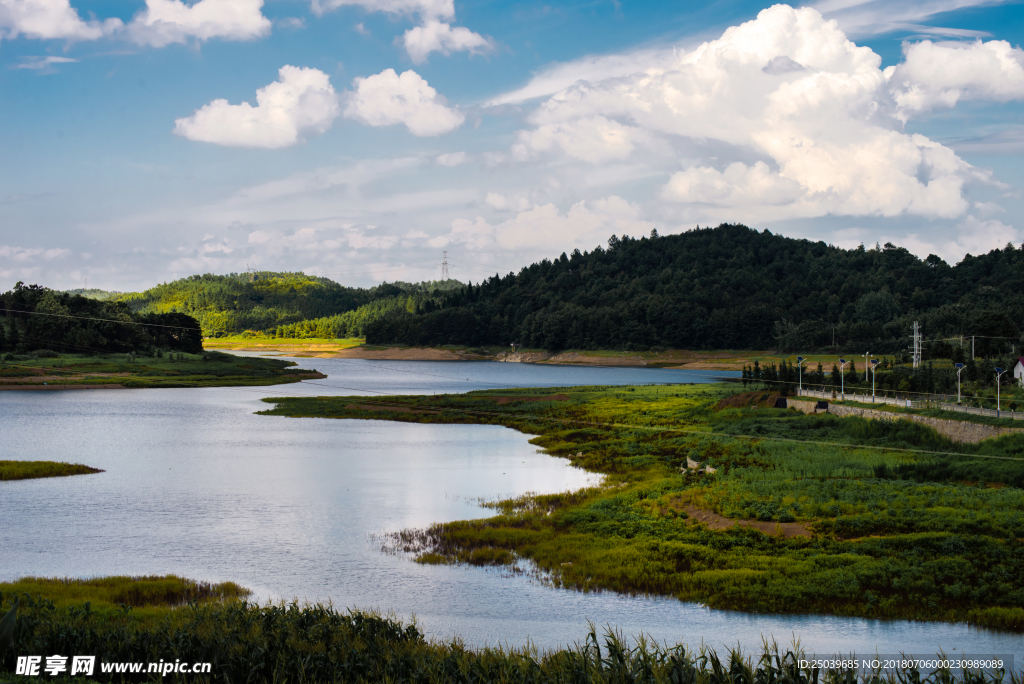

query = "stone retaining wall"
[{"left": 826, "top": 404, "right": 1024, "bottom": 444}]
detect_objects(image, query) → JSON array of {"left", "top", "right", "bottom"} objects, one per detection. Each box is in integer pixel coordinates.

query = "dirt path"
[
  {"left": 680, "top": 504, "right": 811, "bottom": 538},
  {"left": 345, "top": 403, "right": 440, "bottom": 414},
  {"left": 479, "top": 394, "right": 570, "bottom": 405}
]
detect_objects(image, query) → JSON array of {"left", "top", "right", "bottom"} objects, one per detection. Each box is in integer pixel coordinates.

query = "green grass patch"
[
  {"left": 0, "top": 461, "right": 103, "bottom": 481},
  {"left": 0, "top": 351, "right": 323, "bottom": 389},
  {"left": 260, "top": 383, "right": 1024, "bottom": 630}
]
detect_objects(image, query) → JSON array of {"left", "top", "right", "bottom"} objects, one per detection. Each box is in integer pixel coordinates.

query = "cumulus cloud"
[
  {"left": 402, "top": 19, "right": 493, "bottom": 63},
  {"left": 127, "top": 0, "right": 271, "bottom": 46},
  {"left": 174, "top": 65, "right": 339, "bottom": 148},
  {"left": 663, "top": 162, "right": 805, "bottom": 207},
  {"left": 504, "top": 4, "right": 1012, "bottom": 223},
  {"left": 309, "top": 0, "right": 487, "bottom": 63},
  {"left": 344, "top": 68, "right": 463, "bottom": 136},
  {"left": 0, "top": 0, "right": 120, "bottom": 41},
  {"left": 886, "top": 39, "right": 1024, "bottom": 118}
]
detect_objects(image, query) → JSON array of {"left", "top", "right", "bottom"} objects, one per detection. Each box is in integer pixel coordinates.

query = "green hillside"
[
  {"left": 366, "top": 224, "right": 1024, "bottom": 356},
  {"left": 116, "top": 272, "right": 463, "bottom": 337}
]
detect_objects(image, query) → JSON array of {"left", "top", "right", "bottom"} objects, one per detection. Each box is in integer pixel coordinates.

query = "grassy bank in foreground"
[
  {"left": 260, "top": 384, "right": 1024, "bottom": 631},
  {"left": 0, "top": 461, "right": 103, "bottom": 481},
  {"left": 0, "top": 351, "right": 324, "bottom": 389},
  {"left": 2, "top": 579, "right": 1019, "bottom": 684}
]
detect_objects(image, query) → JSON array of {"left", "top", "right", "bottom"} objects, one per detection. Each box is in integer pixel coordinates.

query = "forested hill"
[
  {"left": 366, "top": 224, "right": 1024, "bottom": 354},
  {"left": 118, "top": 272, "right": 463, "bottom": 336}
]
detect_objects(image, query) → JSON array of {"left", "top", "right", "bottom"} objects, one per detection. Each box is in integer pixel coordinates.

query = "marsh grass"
[
  {"left": 0, "top": 461, "right": 103, "bottom": 481},
  {"left": 259, "top": 383, "right": 1024, "bottom": 630},
  {"left": 0, "top": 576, "right": 249, "bottom": 612},
  {"left": 2, "top": 590, "right": 1019, "bottom": 684}
]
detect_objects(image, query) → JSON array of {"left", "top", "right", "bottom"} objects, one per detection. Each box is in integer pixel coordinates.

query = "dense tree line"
[
  {"left": 365, "top": 225, "right": 1024, "bottom": 354},
  {"left": 1, "top": 282, "right": 202, "bottom": 354},
  {"left": 118, "top": 272, "right": 463, "bottom": 336}
]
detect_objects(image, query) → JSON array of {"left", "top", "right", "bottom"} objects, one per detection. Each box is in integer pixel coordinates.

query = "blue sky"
[{"left": 2, "top": 0, "right": 1023, "bottom": 291}]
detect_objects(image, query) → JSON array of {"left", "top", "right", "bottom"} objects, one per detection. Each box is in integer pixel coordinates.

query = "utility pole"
[
  {"left": 972, "top": 336, "right": 975, "bottom": 360},
  {"left": 441, "top": 251, "right": 449, "bottom": 282}
]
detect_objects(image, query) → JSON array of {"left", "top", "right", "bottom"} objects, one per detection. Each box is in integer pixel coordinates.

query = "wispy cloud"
[{"left": 11, "top": 56, "right": 78, "bottom": 70}]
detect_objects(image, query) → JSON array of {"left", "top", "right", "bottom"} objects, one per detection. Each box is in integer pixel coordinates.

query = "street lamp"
[
  {"left": 996, "top": 367, "right": 1007, "bottom": 417},
  {"left": 797, "top": 356, "right": 806, "bottom": 396},
  {"left": 870, "top": 359, "right": 879, "bottom": 402},
  {"left": 955, "top": 363, "right": 965, "bottom": 404},
  {"left": 838, "top": 358, "right": 849, "bottom": 399}
]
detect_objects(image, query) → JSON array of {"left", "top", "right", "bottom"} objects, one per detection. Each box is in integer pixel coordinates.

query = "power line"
[{"left": 0, "top": 308, "right": 201, "bottom": 331}]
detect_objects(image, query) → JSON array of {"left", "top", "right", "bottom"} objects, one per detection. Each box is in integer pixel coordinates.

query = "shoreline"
[{"left": 214, "top": 341, "right": 759, "bottom": 370}]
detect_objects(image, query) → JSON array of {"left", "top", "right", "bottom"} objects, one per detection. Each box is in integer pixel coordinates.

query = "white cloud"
[
  {"left": 173, "top": 65, "right": 339, "bottom": 148},
  {"left": 487, "top": 48, "right": 678, "bottom": 106},
  {"left": 311, "top": 0, "right": 454, "bottom": 20},
  {"left": 11, "top": 54, "right": 77, "bottom": 69},
  {"left": 513, "top": 116, "right": 641, "bottom": 164},
  {"left": 127, "top": 0, "right": 271, "bottom": 46},
  {"left": 811, "top": 0, "right": 1016, "bottom": 38},
  {"left": 0, "top": 0, "right": 120, "bottom": 41},
  {"left": 435, "top": 151, "right": 468, "bottom": 166},
  {"left": 344, "top": 68, "right": 463, "bottom": 136},
  {"left": 886, "top": 39, "right": 1024, "bottom": 118},
  {"left": 402, "top": 18, "right": 493, "bottom": 63},
  {"left": 431, "top": 196, "right": 654, "bottom": 253},
  {"left": 898, "top": 216, "right": 1019, "bottom": 264},
  {"left": 504, "top": 4, "right": 1003, "bottom": 223},
  {"left": 663, "top": 162, "right": 805, "bottom": 207}
]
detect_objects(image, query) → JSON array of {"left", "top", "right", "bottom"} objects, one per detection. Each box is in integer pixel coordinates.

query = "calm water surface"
[{"left": 1, "top": 359, "right": 1018, "bottom": 662}]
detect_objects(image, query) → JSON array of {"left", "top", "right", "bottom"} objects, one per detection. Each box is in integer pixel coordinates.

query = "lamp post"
[
  {"left": 870, "top": 359, "right": 879, "bottom": 403},
  {"left": 996, "top": 367, "right": 1007, "bottom": 417},
  {"left": 797, "top": 356, "right": 806, "bottom": 396},
  {"left": 839, "top": 358, "right": 848, "bottom": 400},
  {"left": 955, "top": 363, "right": 964, "bottom": 404}
]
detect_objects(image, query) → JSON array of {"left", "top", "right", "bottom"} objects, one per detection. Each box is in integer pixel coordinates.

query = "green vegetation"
[
  {"left": 1, "top": 283, "right": 202, "bottom": 356},
  {"left": 0, "top": 576, "right": 248, "bottom": 617},
  {"left": 0, "top": 350, "right": 323, "bottom": 388},
  {"left": 260, "top": 384, "right": 1024, "bottom": 631},
  {"left": 2, "top": 584, "right": 1019, "bottom": 684},
  {"left": 363, "top": 225, "right": 1024, "bottom": 354},
  {"left": 61, "top": 289, "right": 122, "bottom": 301},
  {"left": 0, "top": 461, "right": 103, "bottom": 481},
  {"left": 117, "top": 271, "right": 464, "bottom": 337}
]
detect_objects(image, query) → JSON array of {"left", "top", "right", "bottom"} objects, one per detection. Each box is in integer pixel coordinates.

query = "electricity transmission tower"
[
  {"left": 912, "top": 321, "right": 922, "bottom": 368},
  {"left": 441, "top": 251, "right": 449, "bottom": 281}
]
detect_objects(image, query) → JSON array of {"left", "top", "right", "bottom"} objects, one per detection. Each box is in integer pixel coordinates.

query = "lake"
[{"left": 1, "top": 359, "right": 1018, "bottom": 663}]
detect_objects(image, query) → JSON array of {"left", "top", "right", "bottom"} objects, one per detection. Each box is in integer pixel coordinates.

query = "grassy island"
[
  {"left": 0, "top": 350, "right": 324, "bottom": 390},
  {"left": 0, "top": 460, "right": 104, "bottom": 481},
  {"left": 259, "top": 384, "right": 1024, "bottom": 631}
]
